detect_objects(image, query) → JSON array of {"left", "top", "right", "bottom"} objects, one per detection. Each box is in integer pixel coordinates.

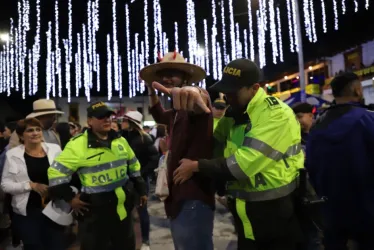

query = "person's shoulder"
[
  {"left": 44, "top": 142, "right": 61, "bottom": 152},
  {"left": 5, "top": 145, "right": 23, "bottom": 158}
]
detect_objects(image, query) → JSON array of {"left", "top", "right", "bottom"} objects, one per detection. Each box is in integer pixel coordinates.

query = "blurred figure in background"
[
  {"left": 212, "top": 96, "right": 228, "bottom": 130},
  {"left": 111, "top": 120, "right": 120, "bottom": 133},
  {"left": 153, "top": 125, "right": 167, "bottom": 156},
  {"left": 55, "top": 123, "right": 72, "bottom": 150},
  {"left": 69, "top": 122, "right": 81, "bottom": 137},
  {"left": 292, "top": 103, "right": 314, "bottom": 153},
  {"left": 121, "top": 111, "right": 159, "bottom": 250}
]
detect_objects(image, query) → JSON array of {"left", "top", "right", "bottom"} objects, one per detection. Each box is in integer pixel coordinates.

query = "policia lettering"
[
  {"left": 223, "top": 66, "right": 241, "bottom": 77},
  {"left": 91, "top": 168, "right": 127, "bottom": 184}
]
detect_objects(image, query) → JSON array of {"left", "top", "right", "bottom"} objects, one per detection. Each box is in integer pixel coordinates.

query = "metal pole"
[{"left": 293, "top": 0, "right": 306, "bottom": 102}]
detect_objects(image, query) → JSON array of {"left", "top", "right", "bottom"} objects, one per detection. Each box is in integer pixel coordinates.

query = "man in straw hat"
[
  {"left": 8, "top": 99, "right": 64, "bottom": 149},
  {"left": 155, "top": 58, "right": 304, "bottom": 249},
  {"left": 140, "top": 51, "right": 215, "bottom": 250}
]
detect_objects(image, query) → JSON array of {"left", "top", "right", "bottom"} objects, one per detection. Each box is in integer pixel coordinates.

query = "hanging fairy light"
[
  {"left": 125, "top": 4, "right": 133, "bottom": 97},
  {"left": 5, "top": 42, "right": 10, "bottom": 96},
  {"left": 291, "top": 0, "right": 299, "bottom": 52},
  {"left": 92, "top": 0, "right": 98, "bottom": 72},
  {"left": 63, "top": 40, "right": 71, "bottom": 102},
  {"left": 46, "top": 22, "right": 52, "bottom": 99},
  {"left": 187, "top": 0, "right": 197, "bottom": 64},
  {"left": 235, "top": 23, "right": 242, "bottom": 59},
  {"left": 243, "top": 29, "right": 248, "bottom": 59},
  {"left": 247, "top": 0, "right": 255, "bottom": 61},
  {"left": 0, "top": 52, "right": 3, "bottom": 93},
  {"left": 157, "top": 1, "right": 163, "bottom": 56},
  {"left": 259, "top": 0, "right": 268, "bottom": 31},
  {"left": 83, "top": 25, "right": 90, "bottom": 101},
  {"left": 87, "top": 0, "right": 93, "bottom": 71},
  {"left": 228, "top": 0, "right": 236, "bottom": 60},
  {"left": 366, "top": 0, "right": 370, "bottom": 10},
  {"left": 112, "top": 0, "right": 119, "bottom": 91},
  {"left": 55, "top": 0, "right": 62, "bottom": 97},
  {"left": 321, "top": 0, "right": 327, "bottom": 33},
  {"left": 140, "top": 41, "right": 145, "bottom": 92},
  {"left": 131, "top": 49, "right": 136, "bottom": 95},
  {"left": 76, "top": 33, "right": 82, "bottom": 96},
  {"left": 9, "top": 19, "right": 14, "bottom": 89},
  {"left": 286, "top": 0, "right": 295, "bottom": 53},
  {"left": 220, "top": 0, "right": 228, "bottom": 63},
  {"left": 217, "top": 42, "right": 222, "bottom": 80},
  {"left": 211, "top": 0, "right": 218, "bottom": 79},
  {"left": 118, "top": 57, "right": 123, "bottom": 98},
  {"left": 28, "top": 50, "right": 32, "bottom": 96},
  {"left": 309, "top": 0, "right": 317, "bottom": 43},
  {"left": 269, "top": 0, "right": 278, "bottom": 64},
  {"left": 162, "top": 32, "right": 168, "bottom": 56},
  {"left": 342, "top": 0, "right": 346, "bottom": 14},
  {"left": 107, "top": 34, "right": 112, "bottom": 100},
  {"left": 51, "top": 51, "right": 56, "bottom": 97},
  {"left": 257, "top": 10, "right": 266, "bottom": 68},
  {"left": 174, "top": 22, "right": 179, "bottom": 52},
  {"left": 276, "top": 7, "right": 284, "bottom": 63},
  {"left": 203, "top": 19, "right": 210, "bottom": 76},
  {"left": 152, "top": 0, "right": 158, "bottom": 62},
  {"left": 333, "top": 0, "right": 339, "bottom": 30},
  {"left": 32, "top": 0, "right": 41, "bottom": 94},
  {"left": 144, "top": 0, "right": 149, "bottom": 64},
  {"left": 354, "top": 0, "right": 358, "bottom": 12},
  {"left": 303, "top": 0, "right": 312, "bottom": 42},
  {"left": 96, "top": 54, "right": 100, "bottom": 92},
  {"left": 68, "top": 0, "right": 73, "bottom": 63},
  {"left": 135, "top": 33, "right": 140, "bottom": 92}
]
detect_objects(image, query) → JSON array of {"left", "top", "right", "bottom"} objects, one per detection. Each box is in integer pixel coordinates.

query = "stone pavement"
[{"left": 3, "top": 197, "right": 237, "bottom": 250}]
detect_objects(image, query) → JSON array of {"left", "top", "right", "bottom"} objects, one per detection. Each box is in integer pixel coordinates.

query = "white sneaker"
[{"left": 140, "top": 243, "right": 151, "bottom": 250}]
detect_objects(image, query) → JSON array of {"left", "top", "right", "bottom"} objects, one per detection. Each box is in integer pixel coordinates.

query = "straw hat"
[
  {"left": 139, "top": 51, "right": 206, "bottom": 84},
  {"left": 124, "top": 111, "right": 143, "bottom": 130},
  {"left": 26, "top": 99, "right": 64, "bottom": 118}
]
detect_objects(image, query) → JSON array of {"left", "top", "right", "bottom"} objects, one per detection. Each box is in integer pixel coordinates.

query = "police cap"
[{"left": 87, "top": 102, "right": 115, "bottom": 118}]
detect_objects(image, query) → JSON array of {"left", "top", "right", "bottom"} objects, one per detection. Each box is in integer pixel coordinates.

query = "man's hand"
[
  {"left": 173, "top": 159, "right": 199, "bottom": 185},
  {"left": 139, "top": 195, "right": 148, "bottom": 207},
  {"left": 69, "top": 194, "right": 90, "bottom": 216},
  {"left": 30, "top": 182, "right": 48, "bottom": 197},
  {"left": 152, "top": 82, "right": 210, "bottom": 114}
]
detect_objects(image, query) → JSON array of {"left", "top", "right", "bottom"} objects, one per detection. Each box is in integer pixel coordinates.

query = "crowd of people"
[{"left": 0, "top": 52, "right": 372, "bottom": 250}]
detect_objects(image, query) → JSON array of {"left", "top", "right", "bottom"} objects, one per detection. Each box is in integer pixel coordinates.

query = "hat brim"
[
  {"left": 209, "top": 79, "right": 241, "bottom": 93},
  {"left": 124, "top": 116, "right": 143, "bottom": 130},
  {"left": 89, "top": 109, "right": 115, "bottom": 118},
  {"left": 26, "top": 110, "right": 64, "bottom": 119},
  {"left": 139, "top": 62, "right": 207, "bottom": 84}
]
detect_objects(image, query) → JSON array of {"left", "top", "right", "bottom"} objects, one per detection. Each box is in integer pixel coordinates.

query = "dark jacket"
[
  {"left": 122, "top": 130, "right": 159, "bottom": 177},
  {"left": 306, "top": 103, "right": 374, "bottom": 232},
  {"left": 149, "top": 96, "right": 215, "bottom": 219}
]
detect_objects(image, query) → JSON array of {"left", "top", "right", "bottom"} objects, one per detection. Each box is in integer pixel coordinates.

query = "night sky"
[{"left": 0, "top": 0, "right": 373, "bottom": 117}]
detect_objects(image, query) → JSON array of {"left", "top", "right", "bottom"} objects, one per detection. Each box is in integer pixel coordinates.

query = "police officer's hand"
[
  {"left": 30, "top": 182, "right": 48, "bottom": 197},
  {"left": 152, "top": 82, "right": 211, "bottom": 114},
  {"left": 173, "top": 159, "right": 199, "bottom": 185},
  {"left": 69, "top": 194, "right": 90, "bottom": 216},
  {"left": 139, "top": 195, "right": 148, "bottom": 207}
]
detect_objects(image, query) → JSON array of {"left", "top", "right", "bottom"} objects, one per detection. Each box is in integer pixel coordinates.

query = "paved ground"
[{"left": 2, "top": 196, "right": 237, "bottom": 250}]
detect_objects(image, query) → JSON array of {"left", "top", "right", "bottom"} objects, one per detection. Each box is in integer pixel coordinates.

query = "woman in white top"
[{"left": 1, "top": 118, "right": 65, "bottom": 250}]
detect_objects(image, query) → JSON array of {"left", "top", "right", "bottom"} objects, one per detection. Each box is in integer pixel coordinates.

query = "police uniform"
[
  {"left": 200, "top": 59, "right": 304, "bottom": 249},
  {"left": 48, "top": 102, "right": 146, "bottom": 250}
]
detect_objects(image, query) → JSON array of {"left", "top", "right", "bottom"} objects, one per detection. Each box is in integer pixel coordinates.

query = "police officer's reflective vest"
[
  {"left": 47, "top": 131, "right": 141, "bottom": 220},
  {"left": 214, "top": 88, "right": 304, "bottom": 240}
]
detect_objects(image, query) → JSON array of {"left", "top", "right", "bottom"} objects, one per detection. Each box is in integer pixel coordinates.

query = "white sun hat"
[
  {"left": 42, "top": 186, "right": 78, "bottom": 226},
  {"left": 124, "top": 111, "right": 143, "bottom": 130},
  {"left": 26, "top": 99, "right": 64, "bottom": 118}
]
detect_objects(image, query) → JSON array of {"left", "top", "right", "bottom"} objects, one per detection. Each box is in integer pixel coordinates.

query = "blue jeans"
[
  {"left": 170, "top": 200, "right": 214, "bottom": 250},
  {"left": 137, "top": 176, "right": 150, "bottom": 244}
]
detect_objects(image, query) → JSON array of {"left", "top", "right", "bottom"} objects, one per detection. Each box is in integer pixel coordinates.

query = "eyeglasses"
[{"left": 93, "top": 114, "right": 112, "bottom": 120}]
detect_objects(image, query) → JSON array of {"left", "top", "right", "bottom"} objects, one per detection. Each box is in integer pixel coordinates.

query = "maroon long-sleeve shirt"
[{"left": 149, "top": 96, "right": 215, "bottom": 219}]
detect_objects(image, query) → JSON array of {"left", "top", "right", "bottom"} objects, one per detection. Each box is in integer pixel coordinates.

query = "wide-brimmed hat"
[
  {"left": 26, "top": 99, "right": 64, "bottom": 118},
  {"left": 139, "top": 51, "right": 207, "bottom": 84},
  {"left": 124, "top": 111, "right": 143, "bottom": 130}
]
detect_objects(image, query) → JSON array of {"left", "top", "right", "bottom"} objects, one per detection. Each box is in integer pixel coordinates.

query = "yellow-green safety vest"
[
  {"left": 47, "top": 131, "right": 141, "bottom": 220},
  {"left": 214, "top": 88, "right": 304, "bottom": 240}
]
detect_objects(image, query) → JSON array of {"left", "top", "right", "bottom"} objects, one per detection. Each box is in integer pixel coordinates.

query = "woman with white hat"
[
  {"left": 121, "top": 111, "right": 160, "bottom": 250},
  {"left": 1, "top": 118, "right": 67, "bottom": 250}
]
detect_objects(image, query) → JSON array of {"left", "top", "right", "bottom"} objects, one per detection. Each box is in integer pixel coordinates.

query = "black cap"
[
  {"left": 87, "top": 101, "right": 115, "bottom": 118},
  {"left": 292, "top": 102, "right": 314, "bottom": 114},
  {"left": 210, "top": 59, "right": 261, "bottom": 93},
  {"left": 212, "top": 98, "right": 227, "bottom": 109}
]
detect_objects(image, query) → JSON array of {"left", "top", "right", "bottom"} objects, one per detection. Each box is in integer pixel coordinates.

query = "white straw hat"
[
  {"left": 124, "top": 111, "right": 143, "bottom": 130},
  {"left": 26, "top": 99, "right": 64, "bottom": 118}
]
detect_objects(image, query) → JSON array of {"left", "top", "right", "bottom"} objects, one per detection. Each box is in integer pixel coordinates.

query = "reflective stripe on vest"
[
  {"left": 226, "top": 138, "right": 301, "bottom": 180},
  {"left": 50, "top": 161, "right": 74, "bottom": 175},
  {"left": 81, "top": 177, "right": 129, "bottom": 194},
  {"left": 128, "top": 156, "right": 138, "bottom": 165},
  {"left": 226, "top": 178, "right": 298, "bottom": 202},
  {"left": 49, "top": 176, "right": 72, "bottom": 186},
  {"left": 78, "top": 159, "right": 127, "bottom": 174}
]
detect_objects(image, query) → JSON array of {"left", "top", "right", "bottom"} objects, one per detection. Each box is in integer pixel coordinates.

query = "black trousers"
[
  {"left": 227, "top": 195, "right": 302, "bottom": 250},
  {"left": 79, "top": 210, "right": 135, "bottom": 250}
]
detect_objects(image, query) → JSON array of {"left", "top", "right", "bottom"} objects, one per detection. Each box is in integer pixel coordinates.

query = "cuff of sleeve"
[
  {"left": 198, "top": 159, "right": 220, "bottom": 175},
  {"left": 24, "top": 182, "right": 32, "bottom": 191}
]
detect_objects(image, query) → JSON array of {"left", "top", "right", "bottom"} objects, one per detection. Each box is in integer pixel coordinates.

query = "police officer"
[
  {"left": 156, "top": 59, "right": 304, "bottom": 250},
  {"left": 212, "top": 97, "right": 228, "bottom": 130},
  {"left": 48, "top": 102, "right": 147, "bottom": 250}
]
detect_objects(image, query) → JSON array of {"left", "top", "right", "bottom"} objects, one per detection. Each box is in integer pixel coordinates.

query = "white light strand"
[
  {"left": 87, "top": 0, "right": 93, "bottom": 86},
  {"left": 118, "top": 57, "right": 123, "bottom": 98},
  {"left": 303, "top": 0, "right": 312, "bottom": 42},
  {"left": 107, "top": 34, "right": 112, "bottom": 100},
  {"left": 257, "top": 10, "right": 266, "bottom": 68},
  {"left": 51, "top": 51, "right": 56, "bottom": 97},
  {"left": 28, "top": 50, "right": 32, "bottom": 96},
  {"left": 162, "top": 32, "right": 168, "bottom": 56},
  {"left": 14, "top": 27, "right": 19, "bottom": 92},
  {"left": 68, "top": 0, "right": 73, "bottom": 63},
  {"left": 83, "top": 25, "right": 90, "bottom": 102},
  {"left": 0, "top": 52, "right": 3, "bottom": 93},
  {"left": 220, "top": 0, "right": 228, "bottom": 63},
  {"left": 6, "top": 42, "right": 10, "bottom": 96},
  {"left": 321, "top": 0, "right": 327, "bottom": 33},
  {"left": 354, "top": 0, "right": 358, "bottom": 12},
  {"left": 96, "top": 54, "right": 100, "bottom": 92},
  {"left": 243, "top": 29, "right": 248, "bottom": 59},
  {"left": 259, "top": 0, "right": 268, "bottom": 31},
  {"left": 112, "top": 0, "right": 119, "bottom": 91},
  {"left": 92, "top": 0, "right": 99, "bottom": 71},
  {"left": 135, "top": 33, "right": 140, "bottom": 92},
  {"left": 131, "top": 49, "right": 136, "bottom": 95},
  {"left": 76, "top": 33, "right": 82, "bottom": 96},
  {"left": 291, "top": 0, "right": 299, "bottom": 52},
  {"left": 144, "top": 0, "right": 149, "bottom": 64},
  {"left": 140, "top": 41, "right": 145, "bottom": 93},
  {"left": 9, "top": 19, "right": 14, "bottom": 89},
  {"left": 63, "top": 40, "right": 71, "bottom": 102},
  {"left": 46, "top": 22, "right": 52, "bottom": 99},
  {"left": 366, "top": 0, "right": 370, "bottom": 10},
  {"left": 174, "top": 22, "right": 179, "bottom": 52},
  {"left": 125, "top": 4, "right": 133, "bottom": 97},
  {"left": 309, "top": 0, "right": 317, "bottom": 43},
  {"left": 32, "top": 0, "right": 41, "bottom": 94},
  {"left": 333, "top": 0, "right": 339, "bottom": 30},
  {"left": 217, "top": 42, "right": 222, "bottom": 80},
  {"left": 286, "top": 0, "right": 295, "bottom": 53},
  {"left": 235, "top": 23, "right": 242, "bottom": 59},
  {"left": 342, "top": 0, "right": 346, "bottom": 14},
  {"left": 276, "top": 7, "right": 284, "bottom": 62},
  {"left": 228, "top": 0, "right": 236, "bottom": 60},
  {"left": 246, "top": 0, "right": 255, "bottom": 61},
  {"left": 269, "top": 0, "right": 278, "bottom": 64},
  {"left": 212, "top": 0, "right": 218, "bottom": 79},
  {"left": 55, "top": 0, "right": 62, "bottom": 97},
  {"left": 203, "top": 19, "right": 210, "bottom": 76},
  {"left": 187, "top": 0, "right": 197, "bottom": 64},
  {"left": 157, "top": 1, "right": 163, "bottom": 56},
  {"left": 153, "top": 0, "right": 158, "bottom": 62}
]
